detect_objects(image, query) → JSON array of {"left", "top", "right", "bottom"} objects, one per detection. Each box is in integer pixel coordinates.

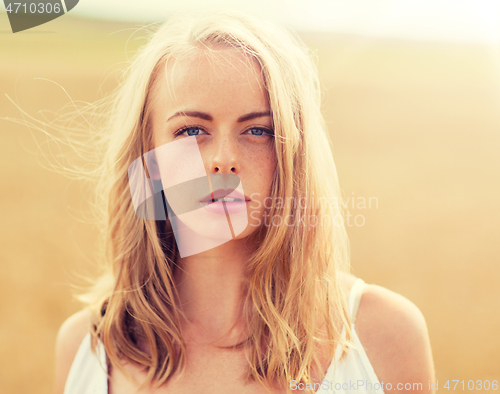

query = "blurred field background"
[{"left": 1, "top": 11, "right": 499, "bottom": 394}]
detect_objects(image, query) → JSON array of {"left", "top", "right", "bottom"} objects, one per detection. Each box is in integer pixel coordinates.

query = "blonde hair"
[{"left": 78, "top": 10, "right": 353, "bottom": 393}]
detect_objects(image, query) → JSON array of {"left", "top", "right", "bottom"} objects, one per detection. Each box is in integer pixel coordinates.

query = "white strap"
[
  {"left": 333, "top": 278, "right": 366, "bottom": 361},
  {"left": 349, "top": 278, "right": 366, "bottom": 326}
]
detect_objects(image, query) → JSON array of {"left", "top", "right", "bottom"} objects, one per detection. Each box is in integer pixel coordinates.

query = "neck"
[{"left": 173, "top": 237, "right": 255, "bottom": 346}]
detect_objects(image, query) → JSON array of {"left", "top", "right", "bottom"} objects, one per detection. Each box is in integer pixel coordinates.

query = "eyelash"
[{"left": 173, "top": 126, "right": 275, "bottom": 138}]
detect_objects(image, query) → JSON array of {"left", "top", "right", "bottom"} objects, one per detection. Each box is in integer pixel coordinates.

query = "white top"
[{"left": 64, "top": 278, "right": 384, "bottom": 394}]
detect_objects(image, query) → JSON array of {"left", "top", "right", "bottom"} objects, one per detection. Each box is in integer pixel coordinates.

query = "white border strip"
[{"left": 61, "top": 0, "right": 68, "bottom": 14}]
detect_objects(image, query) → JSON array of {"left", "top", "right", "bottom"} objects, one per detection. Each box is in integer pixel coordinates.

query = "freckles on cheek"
[
  {"left": 247, "top": 146, "right": 275, "bottom": 172},
  {"left": 250, "top": 151, "right": 277, "bottom": 190}
]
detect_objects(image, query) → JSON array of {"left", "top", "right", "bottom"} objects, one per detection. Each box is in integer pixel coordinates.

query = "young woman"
[{"left": 54, "top": 10, "right": 435, "bottom": 394}]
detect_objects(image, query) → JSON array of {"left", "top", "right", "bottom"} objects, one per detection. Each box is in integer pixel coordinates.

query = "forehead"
[{"left": 152, "top": 48, "right": 269, "bottom": 116}]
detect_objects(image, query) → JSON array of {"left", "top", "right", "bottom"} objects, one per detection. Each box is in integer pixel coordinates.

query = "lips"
[{"left": 200, "top": 188, "right": 250, "bottom": 204}]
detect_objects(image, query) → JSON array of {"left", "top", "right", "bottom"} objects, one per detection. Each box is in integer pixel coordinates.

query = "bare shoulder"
[
  {"left": 356, "top": 283, "right": 436, "bottom": 393},
  {"left": 54, "top": 309, "right": 93, "bottom": 394}
]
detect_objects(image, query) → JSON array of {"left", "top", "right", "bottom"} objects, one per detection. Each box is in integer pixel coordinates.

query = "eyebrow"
[{"left": 166, "top": 111, "right": 272, "bottom": 123}]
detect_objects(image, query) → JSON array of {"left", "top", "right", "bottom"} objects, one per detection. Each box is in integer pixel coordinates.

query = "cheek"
[
  {"left": 245, "top": 138, "right": 275, "bottom": 165},
  {"left": 149, "top": 136, "right": 206, "bottom": 188},
  {"left": 247, "top": 153, "right": 276, "bottom": 208},
  {"left": 253, "top": 146, "right": 276, "bottom": 187}
]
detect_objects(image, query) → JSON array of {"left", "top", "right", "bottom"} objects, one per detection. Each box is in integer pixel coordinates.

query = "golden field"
[{"left": 1, "top": 13, "right": 499, "bottom": 394}]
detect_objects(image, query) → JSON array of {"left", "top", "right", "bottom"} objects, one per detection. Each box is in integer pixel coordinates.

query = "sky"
[{"left": 68, "top": 0, "right": 500, "bottom": 44}]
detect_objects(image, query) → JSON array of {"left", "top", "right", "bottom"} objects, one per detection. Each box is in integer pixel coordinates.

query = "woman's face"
[{"left": 148, "top": 48, "right": 276, "bottom": 251}]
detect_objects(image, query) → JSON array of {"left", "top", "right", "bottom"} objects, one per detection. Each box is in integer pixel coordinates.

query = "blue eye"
[
  {"left": 175, "top": 127, "right": 207, "bottom": 137},
  {"left": 245, "top": 127, "right": 274, "bottom": 136},
  {"left": 174, "top": 126, "right": 274, "bottom": 138}
]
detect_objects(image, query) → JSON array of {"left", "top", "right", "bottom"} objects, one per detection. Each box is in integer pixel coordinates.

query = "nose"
[{"left": 209, "top": 136, "right": 240, "bottom": 174}]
